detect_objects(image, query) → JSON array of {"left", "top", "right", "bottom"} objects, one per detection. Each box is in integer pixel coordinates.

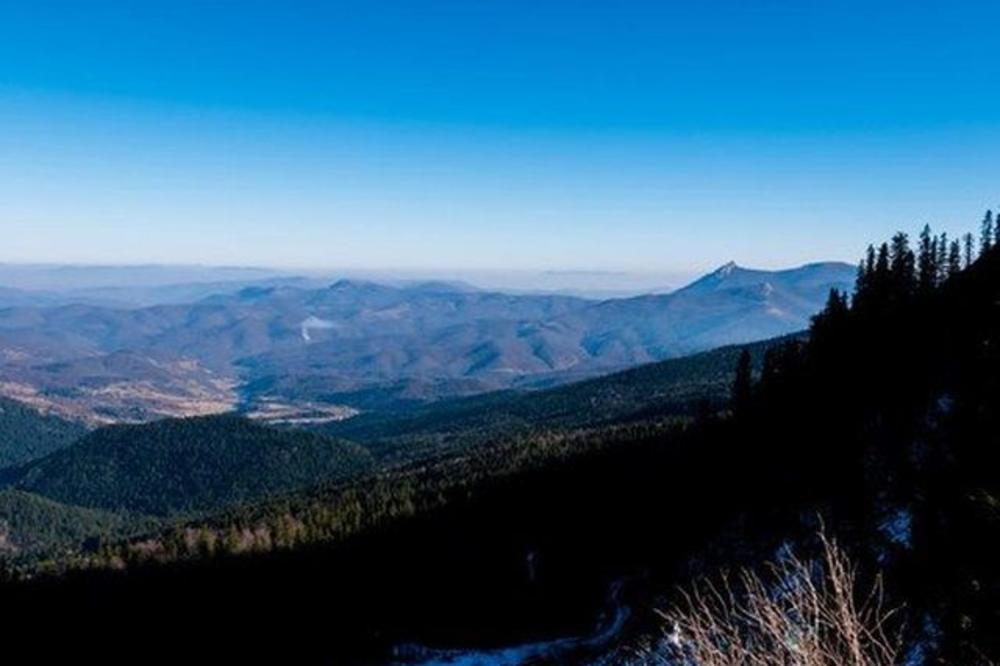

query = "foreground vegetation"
[{"left": 653, "top": 534, "right": 900, "bottom": 666}]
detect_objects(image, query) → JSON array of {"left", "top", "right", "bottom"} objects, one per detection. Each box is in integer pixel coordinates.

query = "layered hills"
[{"left": 0, "top": 262, "right": 852, "bottom": 423}]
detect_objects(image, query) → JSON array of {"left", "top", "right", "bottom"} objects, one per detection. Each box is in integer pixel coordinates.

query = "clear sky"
[{"left": 2, "top": 1, "right": 999, "bottom": 277}]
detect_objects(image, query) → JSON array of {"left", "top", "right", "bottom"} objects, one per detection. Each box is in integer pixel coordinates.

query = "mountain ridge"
[{"left": 0, "top": 261, "right": 854, "bottom": 421}]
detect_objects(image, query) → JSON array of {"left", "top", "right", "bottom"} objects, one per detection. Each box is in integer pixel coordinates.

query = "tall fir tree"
[
  {"left": 853, "top": 245, "right": 877, "bottom": 310},
  {"left": 810, "top": 288, "right": 850, "bottom": 359},
  {"left": 874, "top": 242, "right": 891, "bottom": 302},
  {"left": 865, "top": 243, "right": 876, "bottom": 276},
  {"left": 918, "top": 225, "right": 936, "bottom": 293},
  {"left": 964, "top": 232, "right": 975, "bottom": 268},
  {"left": 948, "top": 239, "right": 962, "bottom": 277},
  {"left": 855, "top": 259, "right": 867, "bottom": 298},
  {"left": 936, "top": 233, "right": 949, "bottom": 285},
  {"left": 981, "top": 210, "right": 995, "bottom": 256},
  {"left": 889, "top": 232, "right": 916, "bottom": 298}
]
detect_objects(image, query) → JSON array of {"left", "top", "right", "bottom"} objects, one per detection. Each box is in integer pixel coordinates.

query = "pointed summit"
[
  {"left": 677, "top": 261, "right": 757, "bottom": 294},
  {"left": 712, "top": 261, "right": 740, "bottom": 278}
]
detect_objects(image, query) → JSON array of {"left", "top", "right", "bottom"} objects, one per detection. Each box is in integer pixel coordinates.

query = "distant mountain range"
[{"left": 0, "top": 261, "right": 854, "bottom": 422}]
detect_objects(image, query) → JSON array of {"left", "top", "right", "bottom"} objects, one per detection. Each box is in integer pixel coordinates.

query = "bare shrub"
[{"left": 651, "top": 533, "right": 901, "bottom": 665}]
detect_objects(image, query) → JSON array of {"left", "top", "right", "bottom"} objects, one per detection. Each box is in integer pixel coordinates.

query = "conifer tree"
[
  {"left": 931, "top": 235, "right": 939, "bottom": 279},
  {"left": 936, "top": 233, "right": 949, "bottom": 285},
  {"left": 889, "top": 232, "right": 915, "bottom": 298},
  {"left": 876, "top": 242, "right": 890, "bottom": 273},
  {"left": 964, "top": 233, "right": 975, "bottom": 268},
  {"left": 872, "top": 242, "right": 891, "bottom": 305},
  {"left": 855, "top": 259, "right": 867, "bottom": 295},
  {"left": 831, "top": 288, "right": 848, "bottom": 316},
  {"left": 948, "top": 239, "right": 962, "bottom": 277},
  {"left": 812, "top": 288, "right": 849, "bottom": 341},
  {"left": 981, "top": 210, "right": 994, "bottom": 256},
  {"left": 853, "top": 245, "right": 877, "bottom": 311},
  {"left": 917, "top": 225, "right": 935, "bottom": 293}
]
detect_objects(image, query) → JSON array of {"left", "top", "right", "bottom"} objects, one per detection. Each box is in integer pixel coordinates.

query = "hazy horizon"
[{"left": 0, "top": 256, "right": 863, "bottom": 299}]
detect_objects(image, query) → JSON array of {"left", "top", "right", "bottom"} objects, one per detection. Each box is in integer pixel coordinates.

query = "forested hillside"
[
  {"left": 1, "top": 415, "right": 373, "bottom": 516},
  {"left": 0, "top": 489, "right": 149, "bottom": 558},
  {"left": 319, "top": 335, "right": 779, "bottom": 459},
  {"left": 0, "top": 398, "right": 86, "bottom": 468}
]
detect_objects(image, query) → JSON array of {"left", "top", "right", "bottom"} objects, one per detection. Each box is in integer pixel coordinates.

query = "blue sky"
[{"left": 2, "top": 1, "right": 999, "bottom": 279}]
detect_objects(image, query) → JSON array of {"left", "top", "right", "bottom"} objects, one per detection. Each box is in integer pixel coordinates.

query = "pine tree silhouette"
[{"left": 981, "top": 210, "right": 994, "bottom": 255}]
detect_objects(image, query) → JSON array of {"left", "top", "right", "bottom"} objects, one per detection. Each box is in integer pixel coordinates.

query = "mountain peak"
[{"left": 712, "top": 261, "right": 740, "bottom": 278}]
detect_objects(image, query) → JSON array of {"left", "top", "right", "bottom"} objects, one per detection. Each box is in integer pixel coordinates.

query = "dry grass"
[{"left": 649, "top": 533, "right": 901, "bottom": 665}]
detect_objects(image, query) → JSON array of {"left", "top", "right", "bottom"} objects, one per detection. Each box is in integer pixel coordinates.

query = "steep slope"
[
  {"left": 2, "top": 415, "right": 374, "bottom": 516},
  {"left": 0, "top": 398, "right": 86, "bottom": 469}
]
